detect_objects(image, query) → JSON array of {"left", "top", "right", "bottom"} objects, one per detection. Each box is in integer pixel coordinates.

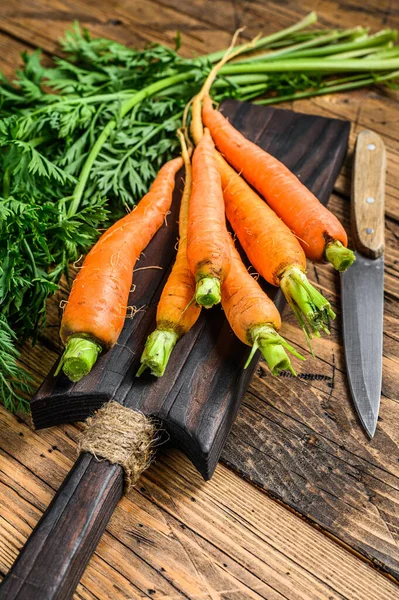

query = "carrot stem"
[
  {"left": 273, "top": 29, "right": 396, "bottom": 60},
  {"left": 221, "top": 57, "right": 399, "bottom": 74},
  {"left": 137, "top": 329, "right": 179, "bottom": 377},
  {"left": 280, "top": 266, "right": 336, "bottom": 345},
  {"left": 56, "top": 336, "right": 102, "bottom": 382},
  {"left": 195, "top": 276, "right": 222, "bottom": 308},
  {"left": 325, "top": 240, "right": 356, "bottom": 271},
  {"left": 236, "top": 27, "right": 363, "bottom": 64},
  {"left": 254, "top": 70, "right": 399, "bottom": 105},
  {"left": 203, "top": 12, "right": 318, "bottom": 63},
  {"left": 245, "top": 324, "right": 305, "bottom": 375}
]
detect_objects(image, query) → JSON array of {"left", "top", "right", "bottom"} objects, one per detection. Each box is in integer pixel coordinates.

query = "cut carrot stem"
[
  {"left": 55, "top": 336, "right": 102, "bottom": 382},
  {"left": 195, "top": 276, "right": 222, "bottom": 307},
  {"left": 245, "top": 325, "right": 303, "bottom": 375},
  {"left": 137, "top": 330, "right": 179, "bottom": 377},
  {"left": 325, "top": 240, "right": 356, "bottom": 271},
  {"left": 258, "top": 336, "right": 295, "bottom": 375},
  {"left": 280, "top": 266, "right": 335, "bottom": 342}
]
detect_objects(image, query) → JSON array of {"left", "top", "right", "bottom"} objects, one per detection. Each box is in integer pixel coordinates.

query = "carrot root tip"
[
  {"left": 195, "top": 277, "right": 221, "bottom": 308},
  {"left": 57, "top": 337, "right": 102, "bottom": 383},
  {"left": 280, "top": 266, "right": 335, "bottom": 343},
  {"left": 137, "top": 329, "right": 179, "bottom": 378},
  {"left": 245, "top": 325, "right": 305, "bottom": 375},
  {"left": 325, "top": 240, "right": 356, "bottom": 272}
]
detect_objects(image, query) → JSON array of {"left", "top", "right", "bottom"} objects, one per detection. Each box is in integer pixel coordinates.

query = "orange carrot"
[
  {"left": 138, "top": 131, "right": 201, "bottom": 377},
  {"left": 218, "top": 154, "right": 335, "bottom": 342},
  {"left": 222, "top": 236, "right": 304, "bottom": 374},
  {"left": 203, "top": 95, "right": 355, "bottom": 272},
  {"left": 58, "top": 156, "right": 183, "bottom": 382},
  {"left": 186, "top": 128, "right": 231, "bottom": 307},
  {"left": 187, "top": 44, "right": 334, "bottom": 342},
  {"left": 219, "top": 153, "right": 304, "bottom": 286}
]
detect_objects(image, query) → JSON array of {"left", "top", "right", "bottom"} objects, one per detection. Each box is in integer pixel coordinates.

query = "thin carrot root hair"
[
  {"left": 164, "top": 210, "right": 171, "bottom": 226},
  {"left": 126, "top": 305, "right": 146, "bottom": 319},
  {"left": 73, "top": 255, "right": 84, "bottom": 268},
  {"left": 180, "top": 296, "right": 197, "bottom": 316},
  {"left": 190, "top": 28, "right": 259, "bottom": 145},
  {"left": 133, "top": 265, "right": 163, "bottom": 273}
]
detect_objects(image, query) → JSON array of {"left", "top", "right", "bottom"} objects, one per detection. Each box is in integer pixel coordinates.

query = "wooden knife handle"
[
  {"left": 351, "top": 129, "right": 386, "bottom": 258},
  {"left": 0, "top": 453, "right": 123, "bottom": 600}
]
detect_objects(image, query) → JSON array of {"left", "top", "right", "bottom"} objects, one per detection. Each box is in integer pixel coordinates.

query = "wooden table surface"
[{"left": 0, "top": 1, "right": 398, "bottom": 599}]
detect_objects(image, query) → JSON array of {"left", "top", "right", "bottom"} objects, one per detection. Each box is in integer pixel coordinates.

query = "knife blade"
[{"left": 341, "top": 129, "right": 386, "bottom": 438}]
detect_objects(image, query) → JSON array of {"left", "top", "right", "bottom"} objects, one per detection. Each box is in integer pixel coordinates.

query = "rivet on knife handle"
[{"left": 351, "top": 130, "right": 386, "bottom": 259}]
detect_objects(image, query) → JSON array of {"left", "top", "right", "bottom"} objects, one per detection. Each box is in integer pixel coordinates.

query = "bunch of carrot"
[{"left": 58, "top": 34, "right": 355, "bottom": 383}]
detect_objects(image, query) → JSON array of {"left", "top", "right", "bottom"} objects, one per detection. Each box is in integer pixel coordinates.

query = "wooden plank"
[
  {"left": 0, "top": 407, "right": 398, "bottom": 599},
  {"left": 0, "top": 0, "right": 398, "bottom": 595},
  {"left": 0, "top": 32, "right": 30, "bottom": 78},
  {"left": 1, "top": 453, "right": 124, "bottom": 600},
  {"left": 155, "top": 0, "right": 399, "bottom": 36},
  {"left": 0, "top": 0, "right": 235, "bottom": 59}
]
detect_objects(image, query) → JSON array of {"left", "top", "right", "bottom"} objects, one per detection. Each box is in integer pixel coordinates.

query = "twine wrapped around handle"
[
  {"left": 1, "top": 402, "right": 157, "bottom": 599},
  {"left": 78, "top": 401, "right": 157, "bottom": 491}
]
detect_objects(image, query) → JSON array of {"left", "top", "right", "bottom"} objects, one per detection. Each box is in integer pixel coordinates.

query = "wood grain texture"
[
  {"left": 351, "top": 130, "right": 386, "bottom": 258},
  {"left": 1, "top": 409, "right": 398, "bottom": 600},
  {"left": 0, "top": 454, "right": 123, "bottom": 600},
  {"left": 0, "top": 0, "right": 399, "bottom": 597},
  {"left": 30, "top": 100, "right": 350, "bottom": 481}
]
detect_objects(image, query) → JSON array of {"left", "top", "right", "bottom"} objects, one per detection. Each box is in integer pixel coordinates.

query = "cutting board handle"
[
  {"left": 351, "top": 130, "right": 386, "bottom": 259},
  {"left": 0, "top": 453, "right": 123, "bottom": 600}
]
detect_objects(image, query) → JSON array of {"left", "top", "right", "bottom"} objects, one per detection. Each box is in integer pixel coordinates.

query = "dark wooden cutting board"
[
  {"left": 30, "top": 100, "right": 350, "bottom": 482},
  {"left": 30, "top": 100, "right": 350, "bottom": 490}
]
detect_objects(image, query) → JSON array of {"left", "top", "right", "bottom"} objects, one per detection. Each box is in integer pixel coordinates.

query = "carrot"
[
  {"left": 187, "top": 41, "right": 334, "bottom": 341},
  {"left": 202, "top": 94, "right": 355, "bottom": 272},
  {"left": 58, "top": 156, "right": 183, "bottom": 382},
  {"left": 218, "top": 155, "right": 335, "bottom": 341},
  {"left": 184, "top": 33, "right": 258, "bottom": 309},
  {"left": 138, "top": 131, "right": 201, "bottom": 377},
  {"left": 222, "top": 235, "right": 304, "bottom": 374},
  {"left": 186, "top": 128, "right": 231, "bottom": 307}
]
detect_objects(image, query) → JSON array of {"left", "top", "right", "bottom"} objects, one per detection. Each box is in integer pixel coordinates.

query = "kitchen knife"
[{"left": 341, "top": 129, "right": 386, "bottom": 438}]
